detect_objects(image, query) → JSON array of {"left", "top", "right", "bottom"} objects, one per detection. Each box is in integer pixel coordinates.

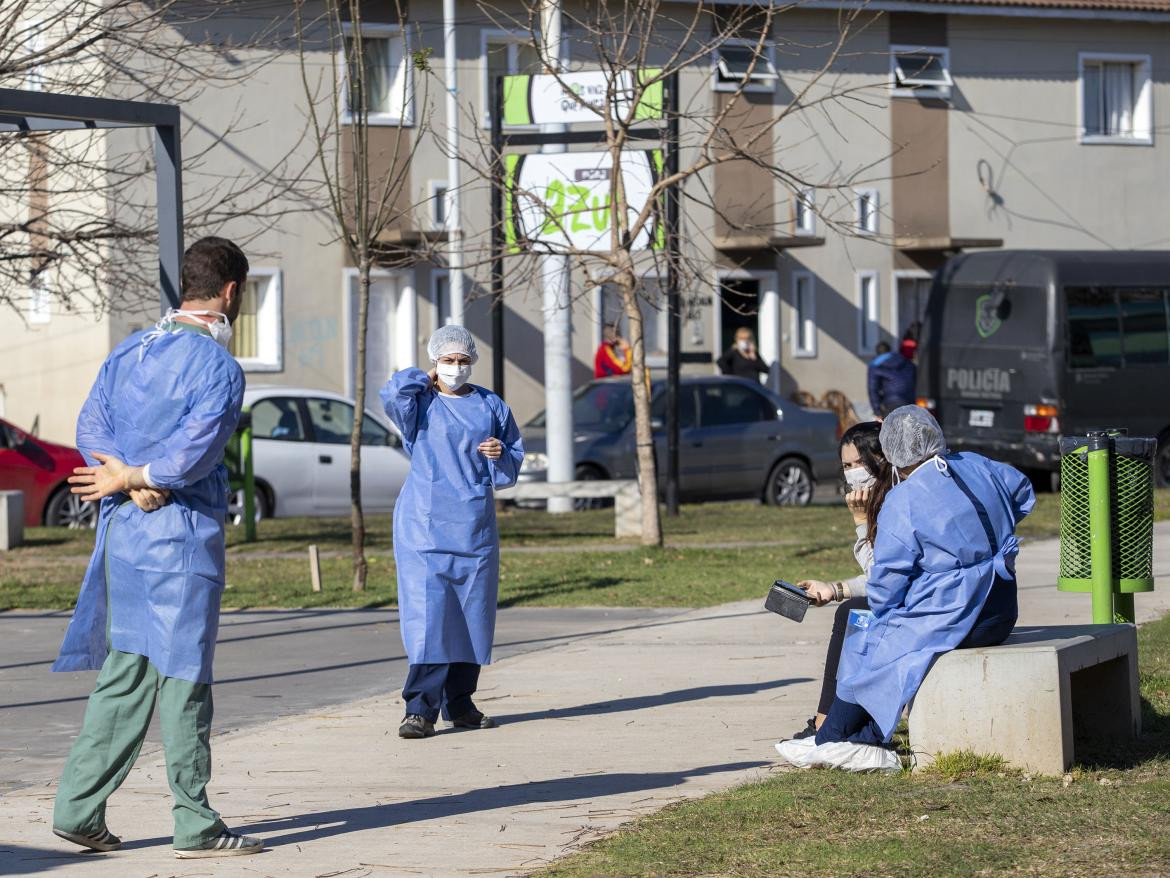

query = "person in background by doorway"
[
  {"left": 594, "top": 323, "right": 632, "bottom": 378},
  {"left": 899, "top": 321, "right": 922, "bottom": 362},
  {"left": 867, "top": 342, "right": 916, "bottom": 417},
  {"left": 718, "top": 327, "right": 770, "bottom": 381}
]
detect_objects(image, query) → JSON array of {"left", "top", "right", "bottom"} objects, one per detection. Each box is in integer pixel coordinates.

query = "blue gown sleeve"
[
  {"left": 381, "top": 368, "right": 432, "bottom": 447},
  {"left": 145, "top": 362, "right": 245, "bottom": 490},
  {"left": 487, "top": 401, "right": 524, "bottom": 490},
  {"left": 999, "top": 461, "right": 1036, "bottom": 523},
  {"left": 75, "top": 357, "right": 117, "bottom": 468},
  {"left": 865, "top": 502, "right": 921, "bottom": 616}
]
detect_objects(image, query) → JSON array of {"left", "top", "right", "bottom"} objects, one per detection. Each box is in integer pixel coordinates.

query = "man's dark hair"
[
  {"left": 875, "top": 341, "right": 891, "bottom": 355},
  {"left": 181, "top": 236, "right": 249, "bottom": 301}
]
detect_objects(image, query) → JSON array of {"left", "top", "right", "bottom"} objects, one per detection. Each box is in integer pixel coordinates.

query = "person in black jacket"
[
  {"left": 718, "top": 327, "right": 770, "bottom": 381},
  {"left": 866, "top": 342, "right": 916, "bottom": 416}
]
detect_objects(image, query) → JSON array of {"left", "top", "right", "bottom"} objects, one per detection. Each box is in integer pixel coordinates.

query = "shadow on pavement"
[
  {"left": 494, "top": 678, "right": 812, "bottom": 725},
  {"left": 242, "top": 760, "right": 771, "bottom": 848}
]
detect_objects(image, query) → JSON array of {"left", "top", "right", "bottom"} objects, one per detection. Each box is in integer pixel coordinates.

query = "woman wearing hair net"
[
  {"left": 381, "top": 326, "right": 524, "bottom": 739},
  {"left": 776, "top": 405, "right": 1035, "bottom": 772}
]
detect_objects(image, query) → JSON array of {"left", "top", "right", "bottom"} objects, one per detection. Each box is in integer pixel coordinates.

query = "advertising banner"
[
  {"left": 502, "top": 69, "right": 663, "bottom": 126},
  {"left": 504, "top": 149, "right": 663, "bottom": 253}
]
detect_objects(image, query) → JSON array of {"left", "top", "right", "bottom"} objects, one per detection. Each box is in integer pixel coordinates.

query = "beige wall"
[{"left": 4, "top": 4, "right": 1170, "bottom": 437}]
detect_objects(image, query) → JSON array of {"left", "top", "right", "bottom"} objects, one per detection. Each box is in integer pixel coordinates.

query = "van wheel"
[
  {"left": 1156, "top": 433, "right": 1170, "bottom": 489},
  {"left": 765, "top": 458, "right": 814, "bottom": 507}
]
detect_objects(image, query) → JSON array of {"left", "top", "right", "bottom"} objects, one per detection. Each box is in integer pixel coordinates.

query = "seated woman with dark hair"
[
  {"left": 777, "top": 406, "right": 1034, "bottom": 773},
  {"left": 788, "top": 421, "right": 893, "bottom": 738}
]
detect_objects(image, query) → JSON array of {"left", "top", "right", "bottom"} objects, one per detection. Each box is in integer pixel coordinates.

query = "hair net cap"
[
  {"left": 879, "top": 405, "right": 946, "bottom": 468},
  {"left": 427, "top": 325, "right": 478, "bottom": 364}
]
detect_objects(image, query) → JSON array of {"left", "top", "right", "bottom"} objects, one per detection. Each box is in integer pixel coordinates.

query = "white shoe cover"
[
  {"left": 773, "top": 737, "right": 819, "bottom": 768},
  {"left": 774, "top": 737, "right": 901, "bottom": 773},
  {"left": 811, "top": 741, "right": 902, "bottom": 773}
]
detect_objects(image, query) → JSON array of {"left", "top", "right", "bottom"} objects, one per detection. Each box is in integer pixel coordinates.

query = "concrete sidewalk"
[{"left": 2, "top": 524, "right": 1168, "bottom": 877}]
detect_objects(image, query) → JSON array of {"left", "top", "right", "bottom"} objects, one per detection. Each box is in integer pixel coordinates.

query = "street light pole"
[{"left": 443, "top": 0, "right": 464, "bottom": 327}]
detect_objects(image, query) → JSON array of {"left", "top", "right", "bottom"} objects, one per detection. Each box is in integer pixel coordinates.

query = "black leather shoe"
[
  {"left": 450, "top": 709, "right": 497, "bottom": 730},
  {"left": 398, "top": 714, "right": 436, "bottom": 738},
  {"left": 791, "top": 717, "right": 818, "bottom": 740}
]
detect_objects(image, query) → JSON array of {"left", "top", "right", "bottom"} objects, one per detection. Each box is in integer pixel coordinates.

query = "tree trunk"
[
  {"left": 618, "top": 260, "right": 662, "bottom": 547},
  {"left": 350, "top": 254, "right": 371, "bottom": 591}
]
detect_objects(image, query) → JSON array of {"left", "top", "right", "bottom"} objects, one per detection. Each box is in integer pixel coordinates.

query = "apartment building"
[{"left": 2, "top": 0, "right": 1168, "bottom": 444}]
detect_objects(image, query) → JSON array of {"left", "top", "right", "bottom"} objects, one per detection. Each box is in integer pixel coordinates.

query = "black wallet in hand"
[{"left": 764, "top": 579, "right": 812, "bottom": 623}]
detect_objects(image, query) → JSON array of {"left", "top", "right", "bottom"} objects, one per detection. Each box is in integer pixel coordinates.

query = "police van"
[{"left": 917, "top": 250, "right": 1170, "bottom": 488}]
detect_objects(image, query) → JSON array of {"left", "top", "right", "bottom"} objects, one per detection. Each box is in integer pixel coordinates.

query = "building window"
[
  {"left": 856, "top": 189, "right": 879, "bottom": 235},
  {"left": 791, "top": 271, "right": 816, "bottom": 358},
  {"left": 429, "top": 180, "right": 448, "bottom": 229},
  {"left": 230, "top": 269, "right": 283, "bottom": 371},
  {"left": 1078, "top": 53, "right": 1152, "bottom": 145},
  {"left": 890, "top": 45, "right": 952, "bottom": 98},
  {"left": 794, "top": 189, "right": 815, "bottom": 236},
  {"left": 339, "top": 24, "right": 412, "bottom": 126},
  {"left": 432, "top": 270, "right": 454, "bottom": 328},
  {"left": 712, "top": 39, "right": 778, "bottom": 93},
  {"left": 482, "top": 30, "right": 542, "bottom": 127},
  {"left": 857, "top": 272, "right": 880, "bottom": 355},
  {"left": 27, "top": 279, "right": 50, "bottom": 325}
]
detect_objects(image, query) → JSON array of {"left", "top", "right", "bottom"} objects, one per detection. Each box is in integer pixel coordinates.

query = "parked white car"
[{"left": 232, "top": 386, "right": 410, "bottom": 521}]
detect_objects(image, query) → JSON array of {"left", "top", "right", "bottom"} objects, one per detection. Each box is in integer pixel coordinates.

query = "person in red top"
[
  {"left": 899, "top": 321, "right": 921, "bottom": 362},
  {"left": 594, "top": 323, "right": 632, "bottom": 378}
]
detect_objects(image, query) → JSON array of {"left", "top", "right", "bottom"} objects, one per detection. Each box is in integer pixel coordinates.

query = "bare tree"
[
  {"left": 292, "top": 0, "right": 431, "bottom": 591},
  {"left": 0, "top": 1, "right": 316, "bottom": 317},
  {"left": 449, "top": 0, "right": 891, "bottom": 545}
]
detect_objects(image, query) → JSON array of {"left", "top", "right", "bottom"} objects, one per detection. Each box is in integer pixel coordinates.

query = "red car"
[{"left": 0, "top": 417, "right": 96, "bottom": 528}]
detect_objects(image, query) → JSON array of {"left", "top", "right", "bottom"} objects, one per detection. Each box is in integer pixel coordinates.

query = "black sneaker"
[
  {"left": 398, "top": 714, "right": 436, "bottom": 738},
  {"left": 450, "top": 708, "right": 497, "bottom": 730},
  {"left": 53, "top": 827, "right": 121, "bottom": 852},
  {"left": 791, "top": 717, "right": 818, "bottom": 740},
  {"left": 174, "top": 829, "right": 263, "bottom": 859}
]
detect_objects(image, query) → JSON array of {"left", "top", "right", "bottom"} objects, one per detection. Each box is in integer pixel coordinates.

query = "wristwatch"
[{"left": 833, "top": 582, "right": 845, "bottom": 602}]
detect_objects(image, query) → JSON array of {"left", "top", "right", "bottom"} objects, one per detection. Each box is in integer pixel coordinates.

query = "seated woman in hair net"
[
  {"left": 381, "top": 325, "right": 524, "bottom": 740},
  {"left": 775, "top": 405, "right": 1035, "bottom": 772}
]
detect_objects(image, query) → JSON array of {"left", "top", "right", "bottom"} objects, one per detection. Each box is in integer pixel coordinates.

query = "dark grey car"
[{"left": 518, "top": 376, "right": 840, "bottom": 505}]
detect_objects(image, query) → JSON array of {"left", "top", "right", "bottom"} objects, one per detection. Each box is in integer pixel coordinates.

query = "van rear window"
[
  {"left": 940, "top": 285, "right": 1047, "bottom": 349},
  {"left": 1066, "top": 287, "right": 1170, "bottom": 369}
]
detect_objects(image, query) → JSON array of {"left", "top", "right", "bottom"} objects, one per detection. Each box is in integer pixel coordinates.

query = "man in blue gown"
[
  {"left": 775, "top": 405, "right": 1034, "bottom": 772},
  {"left": 382, "top": 325, "right": 524, "bottom": 739},
  {"left": 51, "top": 237, "right": 263, "bottom": 858}
]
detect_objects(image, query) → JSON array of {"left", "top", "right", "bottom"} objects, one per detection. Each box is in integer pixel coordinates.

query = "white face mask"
[
  {"left": 844, "top": 466, "right": 876, "bottom": 492},
  {"left": 436, "top": 363, "right": 472, "bottom": 392},
  {"left": 160, "top": 308, "right": 233, "bottom": 349},
  {"left": 737, "top": 339, "right": 751, "bottom": 352}
]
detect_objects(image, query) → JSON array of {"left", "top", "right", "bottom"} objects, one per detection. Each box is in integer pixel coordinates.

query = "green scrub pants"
[{"left": 53, "top": 649, "right": 226, "bottom": 848}]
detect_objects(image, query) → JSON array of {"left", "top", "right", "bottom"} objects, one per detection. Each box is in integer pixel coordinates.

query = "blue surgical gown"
[
  {"left": 52, "top": 323, "right": 245, "bottom": 684},
  {"left": 836, "top": 452, "right": 1035, "bottom": 740},
  {"left": 381, "top": 369, "right": 524, "bottom": 665}
]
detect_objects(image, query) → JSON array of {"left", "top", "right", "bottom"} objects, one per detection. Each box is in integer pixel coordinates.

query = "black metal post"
[
  {"left": 491, "top": 76, "right": 506, "bottom": 397},
  {"left": 154, "top": 118, "right": 183, "bottom": 313},
  {"left": 665, "top": 72, "right": 681, "bottom": 517}
]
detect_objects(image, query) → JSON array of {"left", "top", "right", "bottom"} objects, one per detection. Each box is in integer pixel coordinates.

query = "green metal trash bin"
[{"left": 1058, "top": 430, "right": 1156, "bottom": 623}]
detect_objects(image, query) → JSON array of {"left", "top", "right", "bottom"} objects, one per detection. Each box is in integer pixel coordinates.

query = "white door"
[
  {"left": 350, "top": 273, "right": 397, "bottom": 415},
  {"left": 248, "top": 395, "right": 314, "bottom": 516}
]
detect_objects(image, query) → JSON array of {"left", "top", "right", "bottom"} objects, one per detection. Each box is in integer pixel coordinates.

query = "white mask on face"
[
  {"left": 737, "top": 339, "right": 750, "bottom": 352},
  {"left": 436, "top": 363, "right": 472, "bottom": 391},
  {"left": 844, "top": 466, "right": 876, "bottom": 492}
]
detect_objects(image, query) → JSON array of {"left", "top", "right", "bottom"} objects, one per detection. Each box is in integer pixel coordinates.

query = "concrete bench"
[
  {"left": 910, "top": 624, "right": 1139, "bottom": 775},
  {"left": 495, "top": 479, "right": 640, "bottom": 539},
  {"left": 1, "top": 490, "right": 24, "bottom": 550}
]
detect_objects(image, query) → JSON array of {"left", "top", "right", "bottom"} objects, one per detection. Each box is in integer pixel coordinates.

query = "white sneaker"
[
  {"left": 774, "top": 737, "right": 820, "bottom": 768},
  {"left": 812, "top": 741, "right": 902, "bottom": 773}
]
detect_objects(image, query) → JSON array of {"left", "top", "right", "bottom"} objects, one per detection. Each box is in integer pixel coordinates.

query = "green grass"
[
  {"left": 1, "top": 492, "right": 1166, "bottom": 612},
  {"left": 537, "top": 611, "right": 1170, "bottom": 878}
]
